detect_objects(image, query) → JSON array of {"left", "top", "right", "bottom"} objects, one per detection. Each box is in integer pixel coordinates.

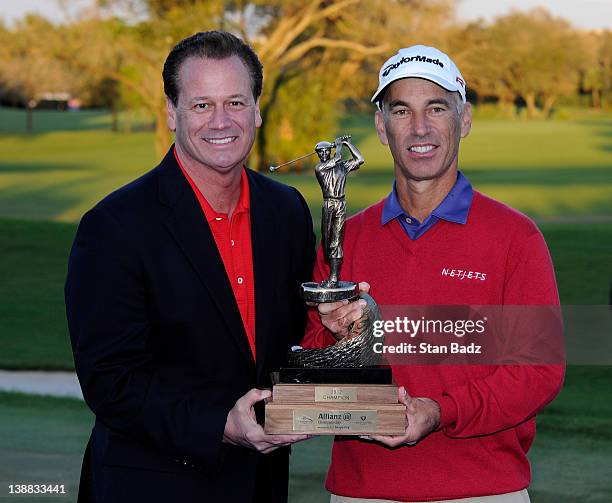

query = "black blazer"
[{"left": 65, "top": 148, "right": 316, "bottom": 503}]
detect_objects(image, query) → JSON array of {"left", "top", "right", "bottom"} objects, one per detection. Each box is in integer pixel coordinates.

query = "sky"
[
  {"left": 457, "top": 0, "right": 611, "bottom": 30},
  {"left": 0, "top": 0, "right": 611, "bottom": 30},
  {"left": 0, "top": 0, "right": 91, "bottom": 25}
]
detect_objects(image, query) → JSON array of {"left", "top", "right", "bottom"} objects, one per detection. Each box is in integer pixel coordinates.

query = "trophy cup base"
[
  {"left": 264, "top": 400, "right": 406, "bottom": 435},
  {"left": 301, "top": 281, "right": 358, "bottom": 303},
  {"left": 264, "top": 368, "right": 405, "bottom": 435}
]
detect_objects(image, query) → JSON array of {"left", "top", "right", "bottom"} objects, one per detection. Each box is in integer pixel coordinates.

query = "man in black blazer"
[{"left": 65, "top": 31, "right": 315, "bottom": 503}]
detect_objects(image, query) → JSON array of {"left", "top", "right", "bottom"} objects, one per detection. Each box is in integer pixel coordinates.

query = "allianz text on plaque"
[{"left": 294, "top": 410, "right": 377, "bottom": 433}]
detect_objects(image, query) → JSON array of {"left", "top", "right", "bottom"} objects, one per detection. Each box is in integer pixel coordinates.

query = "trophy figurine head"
[{"left": 315, "top": 141, "right": 333, "bottom": 162}]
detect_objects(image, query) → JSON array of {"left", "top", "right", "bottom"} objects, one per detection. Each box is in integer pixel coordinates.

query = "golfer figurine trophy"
[{"left": 265, "top": 136, "right": 405, "bottom": 435}]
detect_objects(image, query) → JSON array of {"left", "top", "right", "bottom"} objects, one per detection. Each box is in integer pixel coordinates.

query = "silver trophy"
[
  {"left": 271, "top": 135, "right": 364, "bottom": 303},
  {"left": 265, "top": 139, "right": 404, "bottom": 437},
  {"left": 270, "top": 135, "right": 382, "bottom": 369}
]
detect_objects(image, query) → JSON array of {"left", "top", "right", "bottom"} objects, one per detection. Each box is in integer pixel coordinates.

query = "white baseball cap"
[{"left": 371, "top": 45, "right": 466, "bottom": 107}]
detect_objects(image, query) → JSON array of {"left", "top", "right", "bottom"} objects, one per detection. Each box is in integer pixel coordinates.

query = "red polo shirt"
[{"left": 175, "top": 149, "right": 256, "bottom": 360}]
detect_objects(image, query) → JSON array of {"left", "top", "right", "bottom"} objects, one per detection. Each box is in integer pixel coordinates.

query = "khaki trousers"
[{"left": 330, "top": 489, "right": 530, "bottom": 503}]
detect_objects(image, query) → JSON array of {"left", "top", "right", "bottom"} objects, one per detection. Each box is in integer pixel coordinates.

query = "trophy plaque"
[{"left": 266, "top": 136, "right": 405, "bottom": 435}]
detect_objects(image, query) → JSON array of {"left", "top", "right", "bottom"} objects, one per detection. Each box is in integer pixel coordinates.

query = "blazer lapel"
[
  {"left": 157, "top": 149, "right": 255, "bottom": 370},
  {"left": 247, "top": 170, "right": 279, "bottom": 380}
]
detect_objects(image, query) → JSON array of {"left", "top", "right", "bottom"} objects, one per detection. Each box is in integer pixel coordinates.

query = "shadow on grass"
[
  {"left": 0, "top": 109, "right": 110, "bottom": 134},
  {"left": 277, "top": 165, "right": 612, "bottom": 187},
  {"left": 576, "top": 119, "right": 612, "bottom": 135},
  {"left": 463, "top": 166, "right": 612, "bottom": 186},
  {"left": 275, "top": 168, "right": 612, "bottom": 224},
  {"left": 0, "top": 107, "right": 154, "bottom": 134},
  {"left": 0, "top": 161, "right": 93, "bottom": 174},
  {"left": 577, "top": 119, "right": 612, "bottom": 154},
  {"left": 0, "top": 177, "right": 99, "bottom": 221}
]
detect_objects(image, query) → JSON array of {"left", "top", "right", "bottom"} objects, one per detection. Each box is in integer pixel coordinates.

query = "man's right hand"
[
  {"left": 223, "top": 389, "right": 310, "bottom": 454},
  {"left": 316, "top": 281, "right": 370, "bottom": 340}
]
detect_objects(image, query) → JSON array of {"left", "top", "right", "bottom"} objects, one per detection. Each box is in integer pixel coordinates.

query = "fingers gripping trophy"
[{"left": 305, "top": 135, "right": 364, "bottom": 302}]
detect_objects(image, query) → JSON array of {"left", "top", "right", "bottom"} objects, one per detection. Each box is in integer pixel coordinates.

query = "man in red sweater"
[{"left": 301, "top": 45, "right": 564, "bottom": 502}]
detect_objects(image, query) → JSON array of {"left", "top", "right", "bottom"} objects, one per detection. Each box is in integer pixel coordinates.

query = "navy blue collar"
[{"left": 381, "top": 171, "right": 473, "bottom": 239}]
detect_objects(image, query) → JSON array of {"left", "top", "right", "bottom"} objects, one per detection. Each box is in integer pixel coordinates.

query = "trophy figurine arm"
[
  {"left": 333, "top": 137, "right": 344, "bottom": 162},
  {"left": 342, "top": 138, "right": 365, "bottom": 173}
]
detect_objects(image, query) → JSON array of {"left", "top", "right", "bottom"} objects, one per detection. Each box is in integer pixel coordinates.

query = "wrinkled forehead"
[
  {"left": 176, "top": 55, "right": 255, "bottom": 100},
  {"left": 381, "top": 77, "right": 460, "bottom": 107}
]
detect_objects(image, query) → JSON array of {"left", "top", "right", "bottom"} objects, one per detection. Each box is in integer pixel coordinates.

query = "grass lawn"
[
  {"left": 0, "top": 110, "right": 610, "bottom": 222},
  {"left": 1, "top": 366, "right": 611, "bottom": 502},
  {"left": 280, "top": 115, "right": 612, "bottom": 222},
  {"left": 0, "top": 130, "right": 156, "bottom": 222},
  {"left": 521, "top": 366, "right": 612, "bottom": 502},
  {"left": 0, "top": 220, "right": 77, "bottom": 369},
  {"left": 0, "top": 392, "right": 92, "bottom": 502},
  {"left": 0, "top": 107, "right": 153, "bottom": 135}
]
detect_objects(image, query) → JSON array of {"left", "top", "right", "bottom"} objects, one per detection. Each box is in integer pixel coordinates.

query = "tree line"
[{"left": 0, "top": 0, "right": 610, "bottom": 166}]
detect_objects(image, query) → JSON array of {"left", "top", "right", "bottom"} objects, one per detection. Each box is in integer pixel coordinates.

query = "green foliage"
[
  {"left": 0, "top": 15, "right": 80, "bottom": 105},
  {"left": 581, "top": 31, "right": 612, "bottom": 109},
  {"left": 455, "top": 9, "right": 584, "bottom": 117},
  {"left": 261, "top": 71, "right": 339, "bottom": 168},
  {"left": 2, "top": 0, "right": 462, "bottom": 160}
]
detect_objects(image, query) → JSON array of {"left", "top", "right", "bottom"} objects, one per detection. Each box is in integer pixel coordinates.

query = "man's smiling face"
[
  {"left": 375, "top": 77, "right": 471, "bottom": 183},
  {"left": 167, "top": 55, "right": 261, "bottom": 175}
]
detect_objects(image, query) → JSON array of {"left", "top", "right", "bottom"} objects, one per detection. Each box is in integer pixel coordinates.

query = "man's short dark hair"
[{"left": 163, "top": 30, "right": 263, "bottom": 105}]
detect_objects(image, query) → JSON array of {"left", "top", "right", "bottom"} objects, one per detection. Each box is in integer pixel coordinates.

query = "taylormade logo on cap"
[
  {"left": 372, "top": 45, "right": 467, "bottom": 107},
  {"left": 382, "top": 55, "right": 444, "bottom": 77}
]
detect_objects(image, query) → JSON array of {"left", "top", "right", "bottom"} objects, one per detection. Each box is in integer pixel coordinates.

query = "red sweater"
[{"left": 302, "top": 190, "right": 564, "bottom": 501}]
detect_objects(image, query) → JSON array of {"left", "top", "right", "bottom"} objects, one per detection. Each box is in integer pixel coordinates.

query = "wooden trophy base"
[{"left": 264, "top": 380, "right": 406, "bottom": 435}]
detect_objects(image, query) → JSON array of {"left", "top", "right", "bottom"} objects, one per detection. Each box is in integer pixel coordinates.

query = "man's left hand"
[{"left": 362, "top": 386, "right": 440, "bottom": 447}]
